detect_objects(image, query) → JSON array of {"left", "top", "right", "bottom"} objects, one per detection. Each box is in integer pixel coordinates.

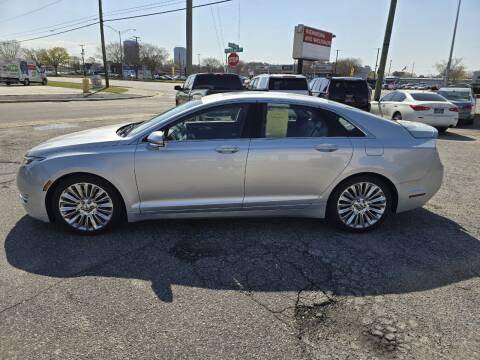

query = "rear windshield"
[
  {"left": 330, "top": 80, "right": 368, "bottom": 97},
  {"left": 193, "top": 75, "right": 243, "bottom": 90},
  {"left": 268, "top": 78, "right": 308, "bottom": 91},
  {"left": 410, "top": 93, "right": 446, "bottom": 102},
  {"left": 437, "top": 91, "right": 470, "bottom": 101}
]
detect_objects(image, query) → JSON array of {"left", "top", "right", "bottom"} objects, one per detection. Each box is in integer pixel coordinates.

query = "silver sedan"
[{"left": 17, "top": 92, "right": 443, "bottom": 234}]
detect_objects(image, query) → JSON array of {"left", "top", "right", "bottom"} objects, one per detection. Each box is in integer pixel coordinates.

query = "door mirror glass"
[
  {"left": 174, "top": 85, "right": 183, "bottom": 91},
  {"left": 147, "top": 131, "right": 166, "bottom": 147}
]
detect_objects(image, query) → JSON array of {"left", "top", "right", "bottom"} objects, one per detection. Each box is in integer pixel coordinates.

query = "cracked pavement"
[{"left": 0, "top": 94, "right": 479, "bottom": 359}]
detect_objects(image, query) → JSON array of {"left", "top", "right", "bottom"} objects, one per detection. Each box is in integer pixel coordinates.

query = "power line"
[
  {"left": 0, "top": 0, "right": 64, "bottom": 23},
  {"left": 104, "top": 0, "right": 233, "bottom": 22},
  {"left": 105, "top": 0, "right": 183, "bottom": 17},
  {"left": 15, "top": 22, "right": 99, "bottom": 43}
]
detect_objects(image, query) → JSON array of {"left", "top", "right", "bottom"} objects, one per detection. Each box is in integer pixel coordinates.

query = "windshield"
[
  {"left": 268, "top": 78, "right": 308, "bottom": 91},
  {"left": 410, "top": 93, "right": 447, "bottom": 102},
  {"left": 193, "top": 75, "right": 243, "bottom": 90},
  {"left": 437, "top": 91, "right": 470, "bottom": 101},
  {"left": 330, "top": 80, "right": 368, "bottom": 98},
  {"left": 121, "top": 100, "right": 202, "bottom": 137}
]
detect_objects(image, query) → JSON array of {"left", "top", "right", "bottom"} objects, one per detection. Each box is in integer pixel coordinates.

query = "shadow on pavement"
[
  {"left": 5, "top": 208, "right": 480, "bottom": 302},
  {"left": 438, "top": 131, "right": 476, "bottom": 141}
]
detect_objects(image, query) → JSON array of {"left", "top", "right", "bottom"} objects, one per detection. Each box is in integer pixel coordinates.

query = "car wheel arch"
[
  {"left": 45, "top": 172, "right": 127, "bottom": 222},
  {"left": 326, "top": 172, "right": 399, "bottom": 215}
]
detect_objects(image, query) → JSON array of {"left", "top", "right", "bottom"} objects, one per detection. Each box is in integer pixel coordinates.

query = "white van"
[
  {"left": 0, "top": 59, "right": 47, "bottom": 86},
  {"left": 249, "top": 74, "right": 310, "bottom": 95}
]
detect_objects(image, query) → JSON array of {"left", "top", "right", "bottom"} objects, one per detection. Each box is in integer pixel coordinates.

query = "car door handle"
[
  {"left": 315, "top": 144, "right": 338, "bottom": 152},
  {"left": 215, "top": 145, "right": 239, "bottom": 154}
]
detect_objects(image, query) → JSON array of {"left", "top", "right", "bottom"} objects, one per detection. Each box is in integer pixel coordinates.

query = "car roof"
[
  {"left": 331, "top": 77, "right": 365, "bottom": 81},
  {"left": 255, "top": 73, "right": 306, "bottom": 79},
  {"left": 202, "top": 91, "right": 325, "bottom": 105}
]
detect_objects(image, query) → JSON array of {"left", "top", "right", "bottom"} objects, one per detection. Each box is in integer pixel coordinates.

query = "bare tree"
[
  {"left": 22, "top": 48, "right": 42, "bottom": 65},
  {"left": 140, "top": 43, "right": 168, "bottom": 78},
  {"left": 38, "top": 47, "right": 70, "bottom": 75},
  {"left": 0, "top": 40, "right": 22, "bottom": 60},
  {"left": 98, "top": 42, "right": 122, "bottom": 64},
  {"left": 201, "top": 57, "right": 223, "bottom": 72},
  {"left": 435, "top": 58, "right": 467, "bottom": 82},
  {"left": 334, "top": 58, "right": 362, "bottom": 76}
]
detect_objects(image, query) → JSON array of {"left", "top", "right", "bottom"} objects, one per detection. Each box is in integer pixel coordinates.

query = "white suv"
[{"left": 249, "top": 74, "right": 310, "bottom": 95}]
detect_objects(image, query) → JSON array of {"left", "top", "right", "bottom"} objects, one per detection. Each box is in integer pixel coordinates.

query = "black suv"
[{"left": 309, "top": 77, "right": 371, "bottom": 111}]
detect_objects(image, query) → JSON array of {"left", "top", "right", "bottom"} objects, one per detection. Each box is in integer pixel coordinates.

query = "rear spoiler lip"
[{"left": 397, "top": 120, "right": 438, "bottom": 139}]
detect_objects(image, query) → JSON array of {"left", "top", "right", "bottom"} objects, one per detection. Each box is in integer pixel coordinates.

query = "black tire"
[
  {"left": 42, "top": 79, "right": 48, "bottom": 86},
  {"left": 392, "top": 112, "right": 402, "bottom": 120},
  {"left": 436, "top": 127, "right": 448, "bottom": 134},
  {"left": 51, "top": 174, "right": 124, "bottom": 235},
  {"left": 327, "top": 175, "right": 393, "bottom": 232},
  {"left": 23, "top": 79, "right": 30, "bottom": 86},
  {"left": 6, "top": 81, "right": 11, "bottom": 86}
]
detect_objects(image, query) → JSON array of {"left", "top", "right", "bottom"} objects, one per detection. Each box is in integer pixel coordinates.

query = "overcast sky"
[{"left": 0, "top": 0, "right": 478, "bottom": 75}]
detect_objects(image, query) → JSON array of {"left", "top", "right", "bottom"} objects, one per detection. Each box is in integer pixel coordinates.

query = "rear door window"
[
  {"left": 391, "top": 92, "right": 406, "bottom": 102},
  {"left": 261, "top": 103, "right": 365, "bottom": 138},
  {"left": 268, "top": 78, "right": 308, "bottom": 91}
]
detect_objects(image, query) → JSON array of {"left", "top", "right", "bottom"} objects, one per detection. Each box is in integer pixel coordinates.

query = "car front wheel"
[
  {"left": 51, "top": 175, "right": 123, "bottom": 234},
  {"left": 328, "top": 175, "right": 392, "bottom": 232}
]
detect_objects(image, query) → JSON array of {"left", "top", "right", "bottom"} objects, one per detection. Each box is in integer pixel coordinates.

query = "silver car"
[{"left": 17, "top": 92, "right": 443, "bottom": 234}]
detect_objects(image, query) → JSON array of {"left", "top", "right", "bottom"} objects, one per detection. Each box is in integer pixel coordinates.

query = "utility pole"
[
  {"left": 334, "top": 49, "right": 341, "bottom": 75},
  {"left": 444, "top": 0, "right": 461, "bottom": 87},
  {"left": 98, "top": 0, "right": 109, "bottom": 88},
  {"left": 80, "top": 44, "right": 86, "bottom": 77},
  {"left": 374, "top": 0, "right": 397, "bottom": 101},
  {"left": 388, "top": 59, "right": 392, "bottom": 75},
  {"left": 131, "top": 35, "right": 141, "bottom": 80},
  {"left": 197, "top": 53, "right": 201, "bottom": 71},
  {"left": 374, "top": 47, "right": 380, "bottom": 80},
  {"left": 186, "top": 0, "right": 193, "bottom": 75},
  {"left": 411, "top": 62, "right": 415, "bottom": 76}
]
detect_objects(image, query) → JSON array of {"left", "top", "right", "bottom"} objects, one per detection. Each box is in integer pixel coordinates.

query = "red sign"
[
  {"left": 228, "top": 52, "right": 239, "bottom": 67},
  {"left": 303, "top": 26, "right": 333, "bottom": 47}
]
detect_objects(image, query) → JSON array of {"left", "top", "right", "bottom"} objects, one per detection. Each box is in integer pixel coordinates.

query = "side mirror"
[
  {"left": 174, "top": 85, "right": 182, "bottom": 91},
  {"left": 147, "top": 131, "right": 166, "bottom": 148}
]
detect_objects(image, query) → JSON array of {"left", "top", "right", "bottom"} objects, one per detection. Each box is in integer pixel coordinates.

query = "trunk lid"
[{"left": 397, "top": 120, "right": 438, "bottom": 139}]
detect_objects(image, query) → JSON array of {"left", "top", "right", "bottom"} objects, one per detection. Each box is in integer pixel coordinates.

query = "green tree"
[
  {"left": 38, "top": 47, "right": 70, "bottom": 75},
  {"left": 435, "top": 58, "right": 467, "bottom": 82}
]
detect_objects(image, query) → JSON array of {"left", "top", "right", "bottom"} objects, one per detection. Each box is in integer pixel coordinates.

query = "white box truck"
[{"left": 0, "top": 59, "right": 47, "bottom": 86}]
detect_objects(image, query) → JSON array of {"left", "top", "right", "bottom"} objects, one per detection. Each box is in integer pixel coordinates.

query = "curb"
[{"left": 0, "top": 94, "right": 153, "bottom": 104}]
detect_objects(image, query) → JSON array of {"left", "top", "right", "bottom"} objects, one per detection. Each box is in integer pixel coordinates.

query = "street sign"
[
  {"left": 228, "top": 52, "right": 239, "bottom": 67},
  {"left": 225, "top": 43, "right": 243, "bottom": 53}
]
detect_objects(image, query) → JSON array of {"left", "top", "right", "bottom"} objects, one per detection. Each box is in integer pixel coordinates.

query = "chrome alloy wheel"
[
  {"left": 58, "top": 183, "right": 113, "bottom": 232},
  {"left": 337, "top": 182, "right": 387, "bottom": 229}
]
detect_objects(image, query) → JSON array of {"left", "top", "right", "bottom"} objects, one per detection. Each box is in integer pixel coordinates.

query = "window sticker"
[{"left": 266, "top": 105, "right": 289, "bottom": 138}]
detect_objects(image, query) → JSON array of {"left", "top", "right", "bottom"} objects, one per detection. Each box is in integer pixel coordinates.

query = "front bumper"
[{"left": 17, "top": 165, "right": 50, "bottom": 222}]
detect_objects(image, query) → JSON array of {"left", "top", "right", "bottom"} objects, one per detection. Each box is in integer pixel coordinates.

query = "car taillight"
[
  {"left": 449, "top": 107, "right": 459, "bottom": 112},
  {"left": 410, "top": 105, "right": 431, "bottom": 111}
]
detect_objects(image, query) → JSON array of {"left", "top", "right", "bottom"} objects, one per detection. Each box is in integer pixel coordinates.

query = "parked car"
[
  {"left": 0, "top": 59, "right": 47, "bottom": 86},
  {"left": 175, "top": 73, "right": 244, "bottom": 105},
  {"left": 370, "top": 90, "right": 458, "bottom": 133},
  {"left": 437, "top": 87, "right": 476, "bottom": 125},
  {"left": 249, "top": 74, "right": 309, "bottom": 95},
  {"left": 18, "top": 92, "right": 443, "bottom": 234},
  {"left": 310, "top": 77, "right": 371, "bottom": 111}
]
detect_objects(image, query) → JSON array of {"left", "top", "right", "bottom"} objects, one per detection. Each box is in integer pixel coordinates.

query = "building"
[
  {"left": 174, "top": 47, "right": 186, "bottom": 68},
  {"left": 123, "top": 40, "right": 139, "bottom": 66}
]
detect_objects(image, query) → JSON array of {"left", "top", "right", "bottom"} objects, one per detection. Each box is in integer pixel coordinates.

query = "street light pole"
[
  {"left": 186, "top": 0, "right": 193, "bottom": 75},
  {"left": 80, "top": 44, "right": 86, "bottom": 77},
  {"left": 388, "top": 59, "right": 392, "bottom": 75},
  {"left": 374, "top": 47, "right": 380, "bottom": 80},
  {"left": 105, "top": 25, "right": 135, "bottom": 80},
  {"left": 98, "top": 0, "right": 109, "bottom": 88},
  {"left": 374, "top": 0, "right": 397, "bottom": 101},
  {"left": 334, "top": 49, "right": 341, "bottom": 75},
  {"left": 444, "top": 0, "right": 462, "bottom": 87}
]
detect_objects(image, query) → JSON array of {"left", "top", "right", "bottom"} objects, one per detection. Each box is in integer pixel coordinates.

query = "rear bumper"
[
  {"left": 396, "top": 153, "right": 444, "bottom": 213},
  {"left": 409, "top": 115, "right": 458, "bottom": 128}
]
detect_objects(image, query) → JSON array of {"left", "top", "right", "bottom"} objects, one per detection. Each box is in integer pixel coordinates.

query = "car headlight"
[{"left": 23, "top": 155, "right": 45, "bottom": 165}]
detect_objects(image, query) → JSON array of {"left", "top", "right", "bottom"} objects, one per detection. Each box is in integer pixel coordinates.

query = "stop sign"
[{"left": 228, "top": 52, "right": 239, "bottom": 67}]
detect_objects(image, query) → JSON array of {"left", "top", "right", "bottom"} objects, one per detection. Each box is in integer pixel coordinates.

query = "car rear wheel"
[
  {"left": 327, "top": 175, "right": 392, "bottom": 232},
  {"left": 436, "top": 127, "right": 447, "bottom": 134},
  {"left": 42, "top": 79, "right": 48, "bottom": 86},
  {"left": 52, "top": 175, "right": 123, "bottom": 234},
  {"left": 392, "top": 112, "right": 402, "bottom": 120},
  {"left": 23, "top": 79, "right": 30, "bottom": 86}
]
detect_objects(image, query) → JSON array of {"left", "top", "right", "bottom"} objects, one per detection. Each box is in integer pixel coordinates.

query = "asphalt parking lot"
[{"left": 0, "top": 91, "right": 479, "bottom": 359}]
